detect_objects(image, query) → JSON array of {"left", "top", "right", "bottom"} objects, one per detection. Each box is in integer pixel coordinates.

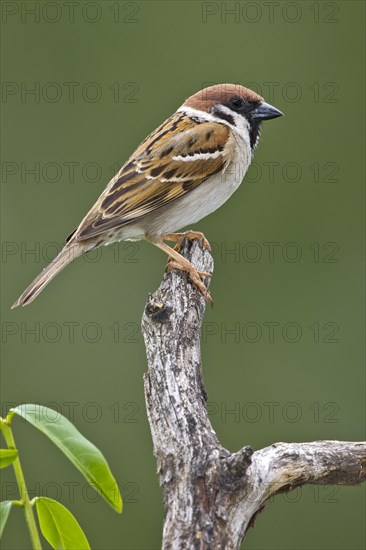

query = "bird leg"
[
  {"left": 163, "top": 231, "right": 211, "bottom": 252},
  {"left": 150, "top": 238, "right": 213, "bottom": 304}
]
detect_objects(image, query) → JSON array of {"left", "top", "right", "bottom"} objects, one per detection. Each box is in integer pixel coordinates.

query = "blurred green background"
[{"left": 1, "top": 1, "right": 365, "bottom": 548}]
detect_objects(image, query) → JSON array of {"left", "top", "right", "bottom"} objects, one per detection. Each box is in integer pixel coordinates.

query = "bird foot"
[
  {"left": 163, "top": 231, "right": 211, "bottom": 252},
  {"left": 165, "top": 259, "right": 213, "bottom": 305}
]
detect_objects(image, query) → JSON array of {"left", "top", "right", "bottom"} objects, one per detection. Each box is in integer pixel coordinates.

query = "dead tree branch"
[{"left": 141, "top": 238, "right": 365, "bottom": 550}]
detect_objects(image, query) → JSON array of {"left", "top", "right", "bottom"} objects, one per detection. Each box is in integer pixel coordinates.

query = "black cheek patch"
[{"left": 213, "top": 108, "right": 235, "bottom": 126}]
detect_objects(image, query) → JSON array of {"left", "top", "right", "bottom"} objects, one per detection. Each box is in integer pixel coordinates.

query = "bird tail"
[{"left": 11, "top": 242, "right": 84, "bottom": 308}]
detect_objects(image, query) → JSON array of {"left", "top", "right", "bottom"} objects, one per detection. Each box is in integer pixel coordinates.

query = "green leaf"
[
  {"left": 0, "top": 449, "right": 18, "bottom": 469},
  {"left": 35, "top": 497, "right": 90, "bottom": 550},
  {"left": 0, "top": 501, "right": 13, "bottom": 538},
  {"left": 11, "top": 405, "right": 122, "bottom": 513}
]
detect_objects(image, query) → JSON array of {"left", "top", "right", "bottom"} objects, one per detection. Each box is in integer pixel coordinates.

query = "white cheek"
[{"left": 234, "top": 116, "right": 251, "bottom": 149}]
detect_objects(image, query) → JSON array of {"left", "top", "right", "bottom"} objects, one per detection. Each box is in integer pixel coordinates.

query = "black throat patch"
[{"left": 249, "top": 119, "right": 261, "bottom": 151}]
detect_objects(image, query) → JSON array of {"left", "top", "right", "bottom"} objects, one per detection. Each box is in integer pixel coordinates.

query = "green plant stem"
[{"left": 2, "top": 422, "right": 43, "bottom": 550}]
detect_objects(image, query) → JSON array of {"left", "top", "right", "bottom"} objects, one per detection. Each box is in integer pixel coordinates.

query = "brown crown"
[{"left": 183, "top": 84, "right": 263, "bottom": 112}]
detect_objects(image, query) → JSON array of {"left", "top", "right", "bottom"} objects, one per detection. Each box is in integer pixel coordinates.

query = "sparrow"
[{"left": 12, "top": 83, "right": 283, "bottom": 308}]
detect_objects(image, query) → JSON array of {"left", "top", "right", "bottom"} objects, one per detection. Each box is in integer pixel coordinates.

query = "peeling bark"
[{"left": 141, "top": 238, "right": 366, "bottom": 550}]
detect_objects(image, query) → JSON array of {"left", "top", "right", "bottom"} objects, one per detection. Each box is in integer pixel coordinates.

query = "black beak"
[{"left": 251, "top": 101, "right": 284, "bottom": 121}]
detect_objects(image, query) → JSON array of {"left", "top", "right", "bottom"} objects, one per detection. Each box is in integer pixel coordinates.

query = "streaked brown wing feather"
[{"left": 76, "top": 113, "right": 233, "bottom": 241}]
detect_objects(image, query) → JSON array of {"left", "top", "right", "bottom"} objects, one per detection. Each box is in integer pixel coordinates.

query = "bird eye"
[{"left": 230, "top": 98, "right": 244, "bottom": 110}]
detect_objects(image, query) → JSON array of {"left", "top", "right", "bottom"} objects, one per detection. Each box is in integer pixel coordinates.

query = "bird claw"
[
  {"left": 164, "top": 231, "right": 211, "bottom": 252},
  {"left": 165, "top": 259, "right": 213, "bottom": 305}
]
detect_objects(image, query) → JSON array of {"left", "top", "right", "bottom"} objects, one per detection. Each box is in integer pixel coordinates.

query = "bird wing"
[{"left": 75, "top": 112, "right": 235, "bottom": 241}]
